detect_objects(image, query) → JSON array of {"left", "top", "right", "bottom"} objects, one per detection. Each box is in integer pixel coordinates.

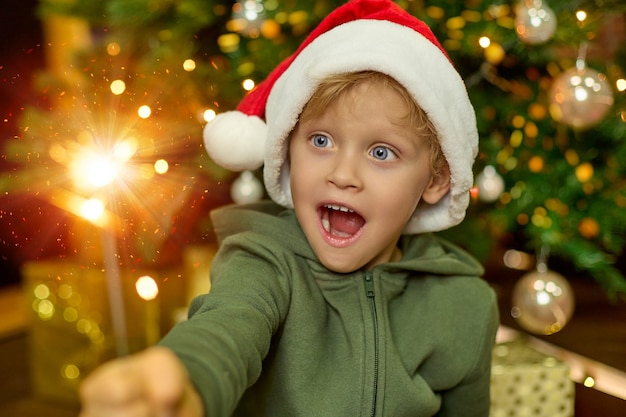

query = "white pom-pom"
[{"left": 203, "top": 111, "right": 267, "bottom": 172}]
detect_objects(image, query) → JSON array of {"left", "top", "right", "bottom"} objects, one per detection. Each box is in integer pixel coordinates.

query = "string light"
[
  {"left": 154, "top": 159, "right": 169, "bottom": 174},
  {"left": 203, "top": 109, "right": 217, "bottom": 122},
  {"left": 62, "top": 364, "right": 81, "bottom": 380},
  {"left": 183, "top": 59, "right": 196, "bottom": 72},
  {"left": 242, "top": 78, "right": 256, "bottom": 91},
  {"left": 138, "top": 105, "right": 152, "bottom": 119},
  {"left": 136, "top": 275, "right": 159, "bottom": 301},
  {"left": 106, "top": 42, "right": 121, "bottom": 56},
  {"left": 217, "top": 33, "right": 240, "bottom": 53},
  {"left": 583, "top": 376, "right": 595, "bottom": 388},
  {"left": 110, "top": 79, "right": 126, "bottom": 95}
]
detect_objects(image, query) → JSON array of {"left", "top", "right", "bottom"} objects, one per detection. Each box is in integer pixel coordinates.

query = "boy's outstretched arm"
[{"left": 79, "top": 346, "right": 204, "bottom": 417}]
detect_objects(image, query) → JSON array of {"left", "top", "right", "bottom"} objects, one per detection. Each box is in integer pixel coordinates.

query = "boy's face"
[{"left": 289, "top": 81, "right": 449, "bottom": 273}]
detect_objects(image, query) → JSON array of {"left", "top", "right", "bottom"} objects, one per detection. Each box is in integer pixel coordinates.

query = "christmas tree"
[{"left": 2, "top": 0, "right": 625, "bottom": 301}]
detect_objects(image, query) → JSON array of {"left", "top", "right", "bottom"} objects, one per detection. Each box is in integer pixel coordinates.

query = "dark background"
[{"left": 1, "top": 0, "right": 46, "bottom": 287}]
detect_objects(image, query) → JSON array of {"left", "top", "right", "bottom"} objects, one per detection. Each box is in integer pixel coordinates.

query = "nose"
[{"left": 326, "top": 150, "right": 363, "bottom": 190}]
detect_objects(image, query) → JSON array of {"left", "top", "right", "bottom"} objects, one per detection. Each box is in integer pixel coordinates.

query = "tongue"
[{"left": 329, "top": 210, "right": 365, "bottom": 235}]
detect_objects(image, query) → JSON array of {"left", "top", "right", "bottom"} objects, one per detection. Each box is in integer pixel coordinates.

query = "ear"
[{"left": 421, "top": 166, "right": 451, "bottom": 205}]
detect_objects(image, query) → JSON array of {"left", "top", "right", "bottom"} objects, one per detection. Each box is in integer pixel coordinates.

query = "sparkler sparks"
[
  {"left": 3, "top": 51, "right": 208, "bottom": 262},
  {"left": 1, "top": 39, "right": 221, "bottom": 354}
]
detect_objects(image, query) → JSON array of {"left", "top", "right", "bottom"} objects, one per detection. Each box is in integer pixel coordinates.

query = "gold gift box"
[{"left": 490, "top": 339, "right": 575, "bottom": 417}]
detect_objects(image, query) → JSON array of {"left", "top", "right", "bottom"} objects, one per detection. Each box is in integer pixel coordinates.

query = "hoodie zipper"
[{"left": 363, "top": 270, "right": 379, "bottom": 417}]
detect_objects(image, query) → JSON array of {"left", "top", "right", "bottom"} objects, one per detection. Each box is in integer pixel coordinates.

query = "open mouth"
[{"left": 319, "top": 204, "right": 365, "bottom": 239}]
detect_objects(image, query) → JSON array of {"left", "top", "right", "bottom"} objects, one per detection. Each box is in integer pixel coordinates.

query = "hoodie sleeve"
[
  {"left": 435, "top": 285, "right": 499, "bottom": 416},
  {"left": 159, "top": 232, "right": 292, "bottom": 417}
]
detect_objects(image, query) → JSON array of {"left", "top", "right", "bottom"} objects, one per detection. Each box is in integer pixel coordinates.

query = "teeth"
[
  {"left": 321, "top": 216, "right": 330, "bottom": 233},
  {"left": 321, "top": 204, "right": 356, "bottom": 236},
  {"left": 324, "top": 204, "right": 353, "bottom": 213}
]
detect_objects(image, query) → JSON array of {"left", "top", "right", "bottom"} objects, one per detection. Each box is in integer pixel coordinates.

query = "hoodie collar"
[{"left": 211, "top": 201, "right": 483, "bottom": 278}]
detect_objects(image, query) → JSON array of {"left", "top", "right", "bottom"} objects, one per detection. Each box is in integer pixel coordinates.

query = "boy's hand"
[{"left": 79, "top": 346, "right": 203, "bottom": 417}]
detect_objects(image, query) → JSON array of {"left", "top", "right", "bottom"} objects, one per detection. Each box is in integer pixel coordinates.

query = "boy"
[{"left": 79, "top": 1, "right": 499, "bottom": 416}]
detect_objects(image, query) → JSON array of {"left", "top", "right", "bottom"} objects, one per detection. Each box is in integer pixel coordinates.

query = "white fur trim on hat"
[
  {"left": 263, "top": 19, "right": 478, "bottom": 234},
  {"left": 203, "top": 111, "right": 267, "bottom": 172}
]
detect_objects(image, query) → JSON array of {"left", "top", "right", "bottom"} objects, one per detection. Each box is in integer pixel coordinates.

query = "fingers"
[
  {"left": 138, "top": 347, "right": 188, "bottom": 409},
  {"left": 79, "top": 399, "right": 152, "bottom": 417},
  {"left": 79, "top": 356, "right": 147, "bottom": 417},
  {"left": 79, "top": 347, "right": 188, "bottom": 417},
  {"left": 80, "top": 356, "right": 141, "bottom": 404}
]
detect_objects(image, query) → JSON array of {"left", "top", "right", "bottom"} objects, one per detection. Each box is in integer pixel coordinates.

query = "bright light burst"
[
  {"left": 87, "top": 156, "right": 117, "bottom": 187},
  {"left": 80, "top": 198, "right": 105, "bottom": 221},
  {"left": 4, "top": 58, "right": 206, "bottom": 262}
]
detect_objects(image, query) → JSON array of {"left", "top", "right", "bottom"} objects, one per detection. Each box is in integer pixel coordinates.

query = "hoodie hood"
[{"left": 211, "top": 201, "right": 318, "bottom": 266}]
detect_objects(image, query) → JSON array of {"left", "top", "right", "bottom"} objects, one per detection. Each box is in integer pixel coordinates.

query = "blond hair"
[{"left": 298, "top": 71, "right": 448, "bottom": 178}]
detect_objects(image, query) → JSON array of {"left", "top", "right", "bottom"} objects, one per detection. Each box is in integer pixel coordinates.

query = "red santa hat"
[{"left": 203, "top": 0, "right": 479, "bottom": 233}]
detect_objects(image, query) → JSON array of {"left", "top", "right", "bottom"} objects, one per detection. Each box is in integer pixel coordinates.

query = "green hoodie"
[{"left": 160, "top": 202, "right": 499, "bottom": 417}]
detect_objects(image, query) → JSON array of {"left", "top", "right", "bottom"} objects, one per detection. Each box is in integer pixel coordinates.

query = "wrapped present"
[
  {"left": 490, "top": 338, "right": 575, "bottom": 417},
  {"left": 21, "top": 258, "right": 186, "bottom": 404}
]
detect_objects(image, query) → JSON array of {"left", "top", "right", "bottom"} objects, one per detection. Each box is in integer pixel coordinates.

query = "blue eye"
[
  {"left": 371, "top": 145, "right": 396, "bottom": 161},
  {"left": 311, "top": 134, "right": 331, "bottom": 148}
]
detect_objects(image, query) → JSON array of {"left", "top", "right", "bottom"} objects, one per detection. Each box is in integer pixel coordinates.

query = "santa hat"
[{"left": 204, "top": 0, "right": 478, "bottom": 233}]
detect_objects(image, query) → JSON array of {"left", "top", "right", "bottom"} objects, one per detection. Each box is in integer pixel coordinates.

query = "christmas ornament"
[
  {"left": 475, "top": 165, "right": 505, "bottom": 202},
  {"left": 231, "top": 0, "right": 266, "bottom": 37},
  {"left": 231, "top": 171, "right": 264, "bottom": 204},
  {"left": 515, "top": 0, "right": 557, "bottom": 45},
  {"left": 549, "top": 50, "right": 614, "bottom": 129},
  {"left": 511, "top": 257, "right": 575, "bottom": 335}
]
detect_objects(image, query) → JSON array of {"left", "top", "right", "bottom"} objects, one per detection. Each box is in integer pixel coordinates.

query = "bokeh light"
[{"left": 136, "top": 275, "right": 159, "bottom": 301}]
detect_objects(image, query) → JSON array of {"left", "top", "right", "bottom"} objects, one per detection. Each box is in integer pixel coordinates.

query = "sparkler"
[
  {"left": 3, "top": 10, "right": 231, "bottom": 358},
  {"left": 72, "top": 144, "right": 133, "bottom": 356}
]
